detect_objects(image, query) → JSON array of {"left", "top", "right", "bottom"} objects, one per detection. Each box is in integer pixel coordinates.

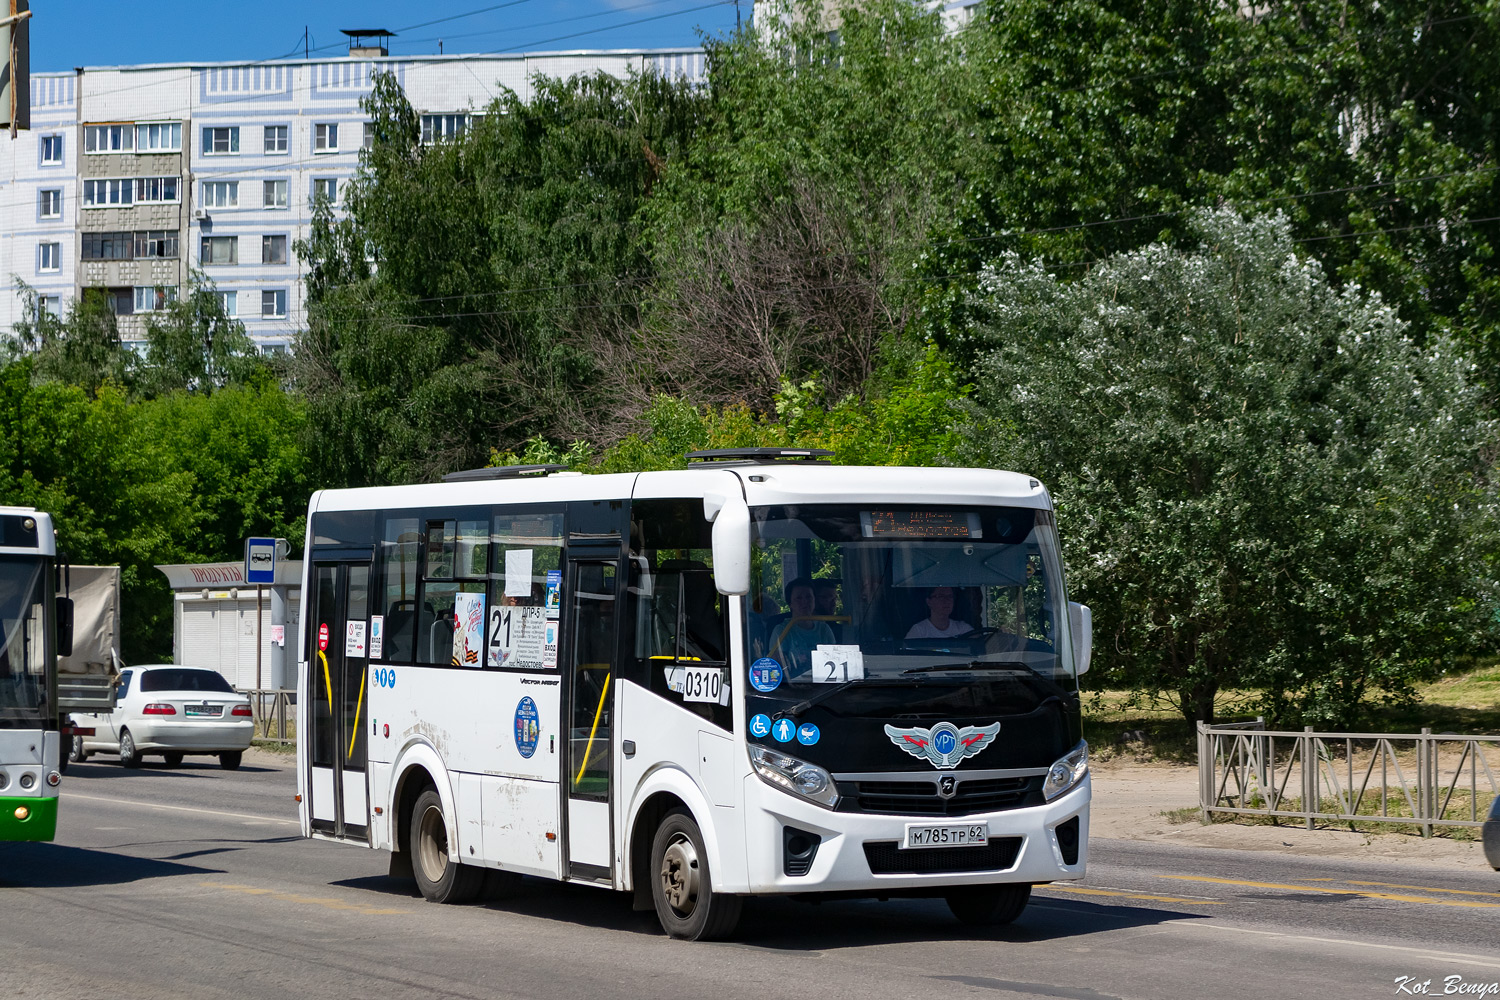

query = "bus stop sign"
[{"left": 245, "top": 537, "right": 277, "bottom": 584}]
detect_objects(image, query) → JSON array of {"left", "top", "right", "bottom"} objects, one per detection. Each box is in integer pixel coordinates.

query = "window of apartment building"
[
  {"left": 261, "top": 342, "right": 288, "bottom": 355},
  {"left": 104, "top": 288, "right": 133, "bottom": 315},
  {"left": 39, "top": 189, "right": 62, "bottom": 219},
  {"left": 135, "top": 230, "right": 179, "bottom": 259},
  {"left": 82, "top": 232, "right": 134, "bottom": 260},
  {"left": 262, "top": 235, "right": 288, "bottom": 264},
  {"left": 201, "top": 235, "right": 238, "bottom": 265},
  {"left": 134, "top": 177, "right": 179, "bottom": 203},
  {"left": 38, "top": 243, "right": 61, "bottom": 272},
  {"left": 202, "top": 126, "right": 240, "bottom": 155},
  {"left": 263, "top": 179, "right": 288, "bottom": 209},
  {"left": 84, "top": 124, "right": 133, "bottom": 153},
  {"left": 83, "top": 178, "right": 133, "bottom": 207},
  {"left": 420, "top": 114, "right": 470, "bottom": 144},
  {"left": 312, "top": 178, "right": 338, "bottom": 205},
  {"left": 133, "top": 286, "right": 177, "bottom": 313},
  {"left": 202, "top": 181, "right": 239, "bottom": 209},
  {"left": 40, "top": 135, "right": 63, "bottom": 165},
  {"left": 262, "top": 289, "right": 288, "bottom": 318},
  {"left": 135, "top": 122, "right": 183, "bottom": 153},
  {"left": 216, "top": 291, "right": 238, "bottom": 317},
  {"left": 264, "top": 125, "right": 289, "bottom": 154},
  {"left": 39, "top": 296, "right": 61, "bottom": 317},
  {"left": 363, "top": 122, "right": 375, "bottom": 151},
  {"left": 314, "top": 123, "right": 339, "bottom": 152}
]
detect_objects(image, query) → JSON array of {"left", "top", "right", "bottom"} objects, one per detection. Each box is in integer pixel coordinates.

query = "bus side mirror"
[
  {"left": 1068, "top": 601, "right": 1091, "bottom": 676},
  {"left": 57, "top": 597, "right": 75, "bottom": 658},
  {"left": 706, "top": 493, "right": 751, "bottom": 596}
]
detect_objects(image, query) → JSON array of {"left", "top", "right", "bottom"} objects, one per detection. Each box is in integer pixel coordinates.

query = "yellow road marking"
[
  {"left": 1038, "top": 885, "right": 1224, "bottom": 905},
  {"left": 203, "top": 882, "right": 405, "bottom": 915},
  {"left": 1301, "top": 878, "right": 1500, "bottom": 900},
  {"left": 1158, "top": 874, "right": 1500, "bottom": 909}
]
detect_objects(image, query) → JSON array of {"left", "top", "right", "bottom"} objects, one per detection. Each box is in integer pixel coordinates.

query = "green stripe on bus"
[{"left": 0, "top": 795, "right": 59, "bottom": 843}]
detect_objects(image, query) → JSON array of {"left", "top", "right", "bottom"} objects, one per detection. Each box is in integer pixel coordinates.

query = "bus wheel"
[
  {"left": 650, "top": 809, "right": 741, "bottom": 940},
  {"left": 411, "top": 789, "right": 483, "bottom": 904},
  {"left": 119, "top": 729, "right": 142, "bottom": 768},
  {"left": 945, "top": 884, "right": 1031, "bottom": 926}
]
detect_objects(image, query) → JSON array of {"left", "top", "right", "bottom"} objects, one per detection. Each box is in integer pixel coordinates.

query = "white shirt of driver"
[{"left": 905, "top": 618, "right": 974, "bottom": 639}]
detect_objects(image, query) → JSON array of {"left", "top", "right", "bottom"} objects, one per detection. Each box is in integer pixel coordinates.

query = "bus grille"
[
  {"left": 862, "top": 838, "right": 1023, "bottom": 875},
  {"left": 842, "top": 776, "right": 1042, "bottom": 817}
]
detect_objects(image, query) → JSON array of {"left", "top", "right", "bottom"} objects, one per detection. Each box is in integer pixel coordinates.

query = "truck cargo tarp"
[{"left": 58, "top": 565, "right": 120, "bottom": 677}]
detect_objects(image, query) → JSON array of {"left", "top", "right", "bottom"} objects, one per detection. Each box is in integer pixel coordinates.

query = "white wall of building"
[{"left": 1, "top": 48, "right": 706, "bottom": 352}]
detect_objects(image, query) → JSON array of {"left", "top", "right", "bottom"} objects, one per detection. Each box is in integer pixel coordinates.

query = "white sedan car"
[{"left": 70, "top": 665, "right": 255, "bottom": 770}]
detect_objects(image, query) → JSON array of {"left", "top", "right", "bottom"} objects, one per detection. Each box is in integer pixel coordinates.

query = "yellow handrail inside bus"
[
  {"left": 348, "top": 666, "right": 367, "bottom": 761},
  {"left": 574, "top": 672, "right": 611, "bottom": 788},
  {"left": 318, "top": 648, "right": 333, "bottom": 706}
]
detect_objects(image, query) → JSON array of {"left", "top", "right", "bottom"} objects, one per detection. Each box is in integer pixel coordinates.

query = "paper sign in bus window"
[
  {"left": 488, "top": 605, "right": 549, "bottom": 670},
  {"left": 811, "top": 645, "right": 864, "bottom": 683},
  {"left": 368, "top": 615, "right": 384, "bottom": 658},
  {"left": 345, "top": 619, "right": 367, "bottom": 658},
  {"left": 452, "top": 592, "right": 485, "bottom": 667},
  {"left": 545, "top": 569, "right": 561, "bottom": 618},
  {"left": 505, "top": 548, "right": 534, "bottom": 598}
]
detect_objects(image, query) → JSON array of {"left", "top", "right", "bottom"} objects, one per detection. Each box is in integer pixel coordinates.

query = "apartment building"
[{"left": 0, "top": 40, "right": 707, "bottom": 352}]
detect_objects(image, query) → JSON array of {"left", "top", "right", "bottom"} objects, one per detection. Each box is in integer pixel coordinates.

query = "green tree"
[
  {"left": 960, "top": 210, "right": 1497, "bottom": 725},
  {"left": 8, "top": 283, "right": 129, "bottom": 395},
  {"left": 135, "top": 271, "right": 265, "bottom": 396}
]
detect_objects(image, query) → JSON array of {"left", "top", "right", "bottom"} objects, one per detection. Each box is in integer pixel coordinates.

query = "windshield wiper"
[{"left": 901, "top": 660, "right": 1028, "bottom": 675}]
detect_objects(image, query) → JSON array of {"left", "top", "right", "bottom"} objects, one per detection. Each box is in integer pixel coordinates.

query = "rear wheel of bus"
[
  {"left": 651, "top": 809, "right": 741, "bottom": 940},
  {"left": 411, "top": 789, "right": 483, "bottom": 904}
]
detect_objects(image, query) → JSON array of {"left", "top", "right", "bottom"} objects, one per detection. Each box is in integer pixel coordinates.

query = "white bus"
[{"left": 296, "top": 450, "right": 1092, "bottom": 939}]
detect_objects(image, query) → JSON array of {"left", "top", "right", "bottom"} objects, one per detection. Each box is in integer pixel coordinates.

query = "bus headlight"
[
  {"left": 1043, "top": 740, "right": 1089, "bottom": 801},
  {"left": 749, "top": 744, "right": 839, "bottom": 809}
]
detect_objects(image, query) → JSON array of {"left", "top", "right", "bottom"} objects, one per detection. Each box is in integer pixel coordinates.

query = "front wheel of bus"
[
  {"left": 411, "top": 789, "right": 483, "bottom": 904},
  {"left": 651, "top": 810, "right": 741, "bottom": 940},
  {"left": 945, "top": 884, "right": 1031, "bottom": 926}
]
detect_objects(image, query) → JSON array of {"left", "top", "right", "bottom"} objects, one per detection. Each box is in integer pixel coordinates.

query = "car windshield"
[
  {"left": 140, "top": 668, "right": 235, "bottom": 693},
  {"left": 746, "top": 504, "right": 1076, "bottom": 718},
  {"left": 0, "top": 556, "right": 49, "bottom": 726}
]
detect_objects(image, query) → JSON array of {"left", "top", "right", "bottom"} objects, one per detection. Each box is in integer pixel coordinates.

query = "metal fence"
[
  {"left": 1198, "top": 721, "right": 1500, "bottom": 835},
  {"left": 245, "top": 688, "right": 295, "bottom": 745}
]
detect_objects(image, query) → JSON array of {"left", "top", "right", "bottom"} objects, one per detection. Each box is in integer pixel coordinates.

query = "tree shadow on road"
[{"left": 0, "top": 842, "right": 227, "bottom": 888}]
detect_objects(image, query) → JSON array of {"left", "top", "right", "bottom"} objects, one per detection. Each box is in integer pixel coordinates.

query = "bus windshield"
[
  {"left": 746, "top": 504, "right": 1076, "bottom": 720},
  {"left": 0, "top": 555, "right": 49, "bottom": 727}
]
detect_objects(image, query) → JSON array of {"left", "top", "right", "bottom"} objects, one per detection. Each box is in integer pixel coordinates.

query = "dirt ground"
[{"left": 1090, "top": 758, "right": 1497, "bottom": 872}]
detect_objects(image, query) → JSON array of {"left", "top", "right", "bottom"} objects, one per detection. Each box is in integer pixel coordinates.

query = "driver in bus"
[
  {"left": 904, "top": 585, "right": 976, "bottom": 639},
  {"left": 773, "top": 577, "right": 834, "bottom": 679}
]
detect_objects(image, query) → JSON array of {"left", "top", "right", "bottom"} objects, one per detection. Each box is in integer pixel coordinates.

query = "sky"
[{"left": 27, "top": 0, "right": 746, "bottom": 71}]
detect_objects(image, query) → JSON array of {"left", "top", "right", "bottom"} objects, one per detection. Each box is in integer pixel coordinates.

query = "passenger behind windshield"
[{"left": 766, "top": 576, "right": 834, "bottom": 679}]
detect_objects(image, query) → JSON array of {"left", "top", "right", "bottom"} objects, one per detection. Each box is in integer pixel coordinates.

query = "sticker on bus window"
[
  {"left": 345, "top": 620, "right": 367, "bottom": 658},
  {"left": 749, "top": 657, "right": 783, "bottom": 693},
  {"left": 545, "top": 569, "right": 561, "bottom": 618},
  {"left": 514, "top": 696, "right": 540, "bottom": 758},
  {"left": 368, "top": 615, "right": 384, "bottom": 659},
  {"left": 453, "top": 592, "right": 485, "bottom": 667},
  {"left": 488, "top": 605, "right": 548, "bottom": 669}
]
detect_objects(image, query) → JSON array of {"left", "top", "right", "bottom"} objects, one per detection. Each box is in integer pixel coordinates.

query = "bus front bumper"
[
  {"left": 0, "top": 794, "right": 59, "bottom": 842},
  {"left": 743, "top": 772, "right": 1090, "bottom": 894}
]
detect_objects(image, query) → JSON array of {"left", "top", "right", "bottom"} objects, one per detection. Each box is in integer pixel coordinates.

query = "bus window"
[
  {"left": 377, "top": 518, "right": 419, "bottom": 662},
  {"left": 629, "top": 499, "right": 731, "bottom": 731}
]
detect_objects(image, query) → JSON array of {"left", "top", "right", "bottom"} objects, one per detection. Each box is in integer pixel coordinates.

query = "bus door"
[
  {"left": 306, "top": 556, "right": 372, "bottom": 842},
  {"left": 563, "top": 550, "right": 621, "bottom": 881}
]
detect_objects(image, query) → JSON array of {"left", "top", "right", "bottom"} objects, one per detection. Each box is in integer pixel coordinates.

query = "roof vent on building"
[
  {"left": 441, "top": 464, "right": 568, "bottom": 483},
  {"left": 342, "top": 29, "right": 394, "bottom": 57},
  {"left": 684, "top": 447, "right": 834, "bottom": 468}
]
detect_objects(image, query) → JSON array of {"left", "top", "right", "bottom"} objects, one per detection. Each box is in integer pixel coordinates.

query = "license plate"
[
  {"left": 184, "top": 705, "right": 222, "bottom": 718},
  {"left": 902, "top": 822, "right": 988, "bottom": 850}
]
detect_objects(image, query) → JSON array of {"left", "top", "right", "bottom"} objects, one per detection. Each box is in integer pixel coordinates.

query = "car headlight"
[
  {"left": 749, "top": 743, "right": 839, "bottom": 809},
  {"left": 1043, "top": 740, "right": 1088, "bottom": 801}
]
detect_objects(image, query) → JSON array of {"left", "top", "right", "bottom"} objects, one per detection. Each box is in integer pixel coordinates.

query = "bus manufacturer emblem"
[{"left": 883, "top": 721, "right": 1001, "bottom": 770}]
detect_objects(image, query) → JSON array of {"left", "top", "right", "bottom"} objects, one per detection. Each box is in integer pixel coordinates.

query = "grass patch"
[{"left": 1160, "top": 806, "right": 1203, "bottom": 825}]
